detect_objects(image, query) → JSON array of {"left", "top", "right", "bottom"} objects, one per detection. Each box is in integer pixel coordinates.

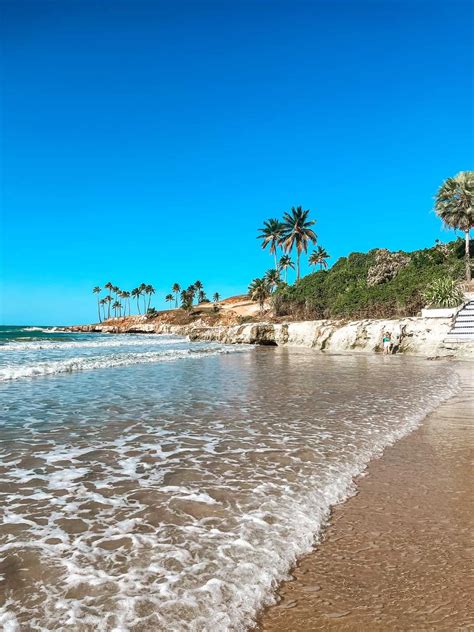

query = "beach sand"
[{"left": 257, "top": 361, "right": 473, "bottom": 631}]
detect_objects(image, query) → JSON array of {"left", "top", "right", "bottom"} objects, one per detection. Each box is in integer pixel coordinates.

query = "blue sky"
[{"left": 1, "top": 0, "right": 472, "bottom": 325}]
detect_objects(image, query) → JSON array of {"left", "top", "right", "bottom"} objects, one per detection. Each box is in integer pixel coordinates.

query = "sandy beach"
[{"left": 257, "top": 361, "right": 473, "bottom": 631}]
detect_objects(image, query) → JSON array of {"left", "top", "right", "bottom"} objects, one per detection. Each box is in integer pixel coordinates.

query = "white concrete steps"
[{"left": 445, "top": 300, "right": 474, "bottom": 342}]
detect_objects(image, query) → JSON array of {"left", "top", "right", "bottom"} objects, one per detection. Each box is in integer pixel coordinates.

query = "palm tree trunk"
[
  {"left": 274, "top": 251, "right": 277, "bottom": 271},
  {"left": 175, "top": 293, "right": 178, "bottom": 308},
  {"left": 97, "top": 299, "right": 101, "bottom": 323},
  {"left": 137, "top": 298, "right": 141, "bottom": 315},
  {"left": 296, "top": 251, "right": 301, "bottom": 281},
  {"left": 466, "top": 230, "right": 471, "bottom": 282}
]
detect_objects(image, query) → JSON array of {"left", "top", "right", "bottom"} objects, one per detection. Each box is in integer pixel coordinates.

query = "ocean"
[{"left": 0, "top": 326, "right": 459, "bottom": 631}]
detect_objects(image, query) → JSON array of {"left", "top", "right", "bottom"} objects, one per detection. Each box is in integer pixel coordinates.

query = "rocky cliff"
[{"left": 65, "top": 317, "right": 474, "bottom": 358}]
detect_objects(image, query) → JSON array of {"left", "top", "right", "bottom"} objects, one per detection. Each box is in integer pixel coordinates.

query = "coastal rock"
[
  {"left": 188, "top": 317, "right": 471, "bottom": 357},
  {"left": 64, "top": 316, "right": 474, "bottom": 358},
  {"left": 367, "top": 249, "right": 411, "bottom": 286}
]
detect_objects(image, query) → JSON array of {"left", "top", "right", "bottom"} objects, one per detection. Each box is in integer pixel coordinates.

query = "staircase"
[{"left": 445, "top": 300, "right": 474, "bottom": 342}]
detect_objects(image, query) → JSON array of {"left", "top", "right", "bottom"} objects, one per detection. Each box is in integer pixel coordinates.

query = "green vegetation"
[
  {"left": 423, "top": 277, "right": 465, "bottom": 309},
  {"left": 273, "top": 239, "right": 466, "bottom": 320}
]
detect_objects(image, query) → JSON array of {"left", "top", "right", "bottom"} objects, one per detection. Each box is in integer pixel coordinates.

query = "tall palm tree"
[
  {"left": 435, "top": 171, "right": 474, "bottom": 281},
  {"left": 248, "top": 277, "right": 271, "bottom": 312},
  {"left": 165, "top": 293, "right": 174, "bottom": 308},
  {"left": 99, "top": 298, "right": 107, "bottom": 321},
  {"left": 131, "top": 287, "right": 141, "bottom": 314},
  {"left": 105, "top": 295, "right": 113, "bottom": 320},
  {"left": 308, "top": 246, "right": 330, "bottom": 270},
  {"left": 172, "top": 283, "right": 181, "bottom": 308},
  {"left": 281, "top": 206, "right": 317, "bottom": 281},
  {"left": 278, "top": 254, "right": 295, "bottom": 283},
  {"left": 265, "top": 268, "right": 280, "bottom": 293},
  {"left": 139, "top": 283, "right": 147, "bottom": 313},
  {"left": 105, "top": 281, "right": 113, "bottom": 297},
  {"left": 121, "top": 291, "right": 131, "bottom": 316},
  {"left": 258, "top": 218, "right": 284, "bottom": 270},
  {"left": 194, "top": 280, "right": 203, "bottom": 300},
  {"left": 93, "top": 286, "right": 102, "bottom": 322},
  {"left": 145, "top": 284, "right": 155, "bottom": 311},
  {"left": 112, "top": 300, "right": 121, "bottom": 319},
  {"left": 112, "top": 285, "right": 120, "bottom": 304}
]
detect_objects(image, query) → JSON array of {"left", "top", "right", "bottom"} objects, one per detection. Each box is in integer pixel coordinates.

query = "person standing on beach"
[{"left": 382, "top": 331, "right": 392, "bottom": 355}]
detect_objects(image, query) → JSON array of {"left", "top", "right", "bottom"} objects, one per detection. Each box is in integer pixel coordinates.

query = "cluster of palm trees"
[
  {"left": 92, "top": 282, "right": 155, "bottom": 322},
  {"left": 164, "top": 282, "right": 221, "bottom": 311},
  {"left": 435, "top": 171, "right": 473, "bottom": 282},
  {"left": 257, "top": 206, "right": 329, "bottom": 282},
  {"left": 250, "top": 206, "right": 330, "bottom": 310},
  {"left": 92, "top": 280, "right": 223, "bottom": 322}
]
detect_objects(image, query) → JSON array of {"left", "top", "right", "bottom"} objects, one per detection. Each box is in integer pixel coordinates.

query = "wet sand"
[{"left": 258, "top": 362, "right": 474, "bottom": 631}]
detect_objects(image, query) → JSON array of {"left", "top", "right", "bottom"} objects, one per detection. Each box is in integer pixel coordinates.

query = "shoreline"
[{"left": 256, "top": 361, "right": 473, "bottom": 631}]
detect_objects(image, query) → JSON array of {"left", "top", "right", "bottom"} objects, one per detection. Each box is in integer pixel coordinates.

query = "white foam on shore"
[
  {"left": 1, "top": 334, "right": 185, "bottom": 352},
  {"left": 0, "top": 345, "right": 246, "bottom": 381}
]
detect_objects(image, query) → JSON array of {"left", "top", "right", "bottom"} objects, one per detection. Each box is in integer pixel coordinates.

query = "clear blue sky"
[{"left": 1, "top": 0, "right": 472, "bottom": 325}]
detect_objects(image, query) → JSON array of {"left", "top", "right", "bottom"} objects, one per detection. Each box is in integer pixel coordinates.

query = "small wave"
[
  {"left": 22, "top": 327, "right": 58, "bottom": 333},
  {"left": 0, "top": 346, "right": 246, "bottom": 381},
  {"left": 0, "top": 334, "right": 185, "bottom": 352}
]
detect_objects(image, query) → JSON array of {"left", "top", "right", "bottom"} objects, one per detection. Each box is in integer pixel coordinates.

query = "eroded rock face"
[
  {"left": 367, "top": 249, "right": 411, "bottom": 287},
  {"left": 188, "top": 318, "right": 466, "bottom": 357},
  {"left": 63, "top": 317, "right": 474, "bottom": 358}
]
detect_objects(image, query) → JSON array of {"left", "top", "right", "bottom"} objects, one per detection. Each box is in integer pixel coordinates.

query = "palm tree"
[
  {"left": 258, "top": 218, "right": 284, "bottom": 270},
  {"left": 181, "top": 289, "right": 193, "bottom": 311},
  {"left": 112, "top": 300, "right": 121, "bottom": 319},
  {"left": 172, "top": 283, "right": 181, "bottom": 308},
  {"left": 139, "top": 283, "right": 147, "bottom": 313},
  {"left": 278, "top": 254, "right": 295, "bottom": 283},
  {"left": 131, "top": 287, "right": 141, "bottom": 314},
  {"left": 309, "top": 246, "right": 330, "bottom": 270},
  {"left": 281, "top": 206, "right": 317, "bottom": 281},
  {"left": 248, "top": 277, "right": 271, "bottom": 313},
  {"left": 105, "top": 281, "right": 113, "bottom": 297},
  {"left": 435, "top": 171, "right": 474, "bottom": 281},
  {"left": 265, "top": 268, "right": 280, "bottom": 293},
  {"left": 99, "top": 298, "right": 107, "bottom": 321},
  {"left": 121, "top": 290, "right": 131, "bottom": 316},
  {"left": 93, "top": 286, "right": 102, "bottom": 322},
  {"left": 186, "top": 285, "right": 196, "bottom": 305},
  {"left": 194, "top": 281, "right": 204, "bottom": 303},
  {"left": 145, "top": 284, "right": 155, "bottom": 311},
  {"left": 165, "top": 293, "right": 174, "bottom": 308},
  {"left": 105, "top": 295, "right": 113, "bottom": 320},
  {"left": 112, "top": 285, "right": 120, "bottom": 304}
]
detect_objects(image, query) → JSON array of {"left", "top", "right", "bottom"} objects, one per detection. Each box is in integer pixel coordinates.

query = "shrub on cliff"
[
  {"left": 423, "top": 278, "right": 464, "bottom": 308},
  {"left": 273, "top": 239, "right": 465, "bottom": 320}
]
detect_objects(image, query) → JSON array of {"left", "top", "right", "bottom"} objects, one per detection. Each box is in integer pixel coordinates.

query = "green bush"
[
  {"left": 423, "top": 278, "right": 464, "bottom": 308},
  {"left": 274, "top": 239, "right": 465, "bottom": 320}
]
